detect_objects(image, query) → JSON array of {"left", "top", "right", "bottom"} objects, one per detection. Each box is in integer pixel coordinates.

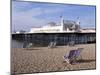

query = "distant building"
[
  {"left": 29, "top": 16, "right": 95, "bottom": 33},
  {"left": 15, "top": 30, "right": 26, "bottom": 34}
]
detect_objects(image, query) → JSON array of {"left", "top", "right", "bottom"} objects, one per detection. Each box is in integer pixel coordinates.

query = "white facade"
[
  {"left": 80, "top": 29, "right": 96, "bottom": 33},
  {"left": 29, "top": 17, "right": 95, "bottom": 33},
  {"left": 30, "top": 25, "right": 61, "bottom": 33}
]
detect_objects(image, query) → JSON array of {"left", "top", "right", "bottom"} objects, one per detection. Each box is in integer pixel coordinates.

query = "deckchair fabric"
[{"left": 63, "top": 48, "right": 83, "bottom": 64}]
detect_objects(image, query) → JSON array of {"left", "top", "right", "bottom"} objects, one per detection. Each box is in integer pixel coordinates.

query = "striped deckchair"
[{"left": 63, "top": 48, "right": 83, "bottom": 64}]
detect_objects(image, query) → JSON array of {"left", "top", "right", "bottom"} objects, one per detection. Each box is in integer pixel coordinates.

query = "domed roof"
[
  {"left": 47, "top": 22, "right": 56, "bottom": 26},
  {"left": 63, "top": 20, "right": 79, "bottom": 30},
  {"left": 64, "top": 20, "right": 77, "bottom": 26}
]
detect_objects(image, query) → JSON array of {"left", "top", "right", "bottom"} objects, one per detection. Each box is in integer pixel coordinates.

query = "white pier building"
[{"left": 29, "top": 17, "right": 95, "bottom": 33}]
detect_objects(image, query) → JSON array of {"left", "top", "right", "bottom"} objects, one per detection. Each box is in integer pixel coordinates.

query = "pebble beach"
[{"left": 11, "top": 44, "right": 96, "bottom": 74}]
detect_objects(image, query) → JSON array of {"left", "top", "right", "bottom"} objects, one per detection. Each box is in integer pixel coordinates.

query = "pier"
[{"left": 12, "top": 33, "right": 96, "bottom": 46}]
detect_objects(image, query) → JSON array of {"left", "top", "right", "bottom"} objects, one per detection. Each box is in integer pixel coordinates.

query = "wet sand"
[{"left": 11, "top": 44, "right": 96, "bottom": 74}]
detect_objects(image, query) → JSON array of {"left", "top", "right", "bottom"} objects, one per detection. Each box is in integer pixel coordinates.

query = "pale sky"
[{"left": 12, "top": 0, "right": 96, "bottom": 32}]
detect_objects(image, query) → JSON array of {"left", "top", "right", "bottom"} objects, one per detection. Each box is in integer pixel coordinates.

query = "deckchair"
[
  {"left": 63, "top": 48, "right": 83, "bottom": 64},
  {"left": 68, "top": 41, "right": 75, "bottom": 46},
  {"left": 48, "top": 41, "right": 57, "bottom": 48},
  {"left": 27, "top": 43, "right": 33, "bottom": 48},
  {"left": 23, "top": 42, "right": 33, "bottom": 48}
]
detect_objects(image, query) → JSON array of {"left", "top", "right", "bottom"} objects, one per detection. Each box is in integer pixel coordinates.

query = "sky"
[{"left": 12, "top": 0, "right": 96, "bottom": 32}]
